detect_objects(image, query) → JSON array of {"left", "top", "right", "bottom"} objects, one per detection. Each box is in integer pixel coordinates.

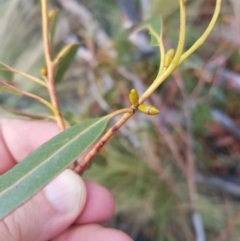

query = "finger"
[
  {"left": 75, "top": 181, "right": 114, "bottom": 224},
  {"left": 1, "top": 119, "right": 59, "bottom": 161},
  {"left": 52, "top": 224, "right": 133, "bottom": 241},
  {"left": 0, "top": 119, "right": 59, "bottom": 173},
  {"left": 0, "top": 170, "right": 86, "bottom": 241},
  {"left": 0, "top": 121, "right": 15, "bottom": 173}
]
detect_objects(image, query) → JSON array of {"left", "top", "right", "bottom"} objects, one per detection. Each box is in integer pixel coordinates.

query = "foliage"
[
  {"left": 2, "top": 1, "right": 240, "bottom": 241},
  {"left": 0, "top": 117, "right": 109, "bottom": 218}
]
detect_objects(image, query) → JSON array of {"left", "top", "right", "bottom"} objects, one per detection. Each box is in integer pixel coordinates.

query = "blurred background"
[{"left": 1, "top": 0, "right": 240, "bottom": 240}]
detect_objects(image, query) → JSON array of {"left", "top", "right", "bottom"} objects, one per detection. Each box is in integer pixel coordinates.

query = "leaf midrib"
[{"left": 0, "top": 117, "right": 107, "bottom": 194}]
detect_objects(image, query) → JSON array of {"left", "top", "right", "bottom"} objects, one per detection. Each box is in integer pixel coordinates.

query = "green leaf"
[
  {"left": 138, "top": 17, "right": 162, "bottom": 46},
  {"left": 0, "top": 116, "right": 109, "bottom": 219},
  {"left": 48, "top": 10, "right": 58, "bottom": 48},
  {"left": 0, "top": 68, "right": 14, "bottom": 81},
  {"left": 93, "top": 155, "right": 108, "bottom": 167},
  {"left": 147, "top": 17, "right": 162, "bottom": 46},
  {"left": 0, "top": 106, "right": 51, "bottom": 120},
  {"left": 54, "top": 44, "right": 79, "bottom": 83},
  {"left": 0, "top": 81, "right": 21, "bottom": 95}
]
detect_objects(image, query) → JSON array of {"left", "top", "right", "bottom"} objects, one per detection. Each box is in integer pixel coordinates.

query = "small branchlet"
[
  {"left": 75, "top": 0, "right": 222, "bottom": 175},
  {"left": 0, "top": 0, "right": 222, "bottom": 175}
]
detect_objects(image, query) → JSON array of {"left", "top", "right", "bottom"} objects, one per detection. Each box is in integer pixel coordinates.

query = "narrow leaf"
[
  {"left": 0, "top": 117, "right": 109, "bottom": 219},
  {"left": 54, "top": 44, "right": 80, "bottom": 83},
  {"left": 0, "top": 81, "right": 54, "bottom": 112},
  {"left": 0, "top": 106, "right": 53, "bottom": 120},
  {"left": 0, "top": 61, "right": 46, "bottom": 86},
  {"left": 0, "top": 68, "right": 14, "bottom": 81},
  {"left": 137, "top": 17, "right": 162, "bottom": 46},
  {"left": 0, "top": 81, "right": 21, "bottom": 95},
  {"left": 148, "top": 17, "right": 162, "bottom": 46},
  {"left": 48, "top": 10, "right": 58, "bottom": 48}
]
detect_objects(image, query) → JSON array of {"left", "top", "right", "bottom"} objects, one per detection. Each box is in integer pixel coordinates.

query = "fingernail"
[{"left": 44, "top": 170, "right": 87, "bottom": 214}]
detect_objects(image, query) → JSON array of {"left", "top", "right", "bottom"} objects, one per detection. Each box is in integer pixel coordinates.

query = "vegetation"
[{"left": 1, "top": 0, "right": 240, "bottom": 240}]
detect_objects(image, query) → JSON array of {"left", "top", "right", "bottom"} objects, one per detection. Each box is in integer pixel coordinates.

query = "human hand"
[{"left": 0, "top": 119, "right": 133, "bottom": 241}]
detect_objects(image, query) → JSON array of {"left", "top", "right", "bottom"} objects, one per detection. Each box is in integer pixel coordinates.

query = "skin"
[{"left": 0, "top": 119, "right": 133, "bottom": 241}]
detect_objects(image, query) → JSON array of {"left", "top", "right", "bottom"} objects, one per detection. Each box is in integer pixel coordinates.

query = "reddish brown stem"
[
  {"left": 74, "top": 112, "right": 132, "bottom": 174},
  {"left": 41, "top": 0, "right": 65, "bottom": 131}
]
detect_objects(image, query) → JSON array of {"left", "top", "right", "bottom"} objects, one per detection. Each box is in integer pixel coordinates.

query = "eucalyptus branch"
[
  {"left": 75, "top": 0, "right": 222, "bottom": 175},
  {"left": 41, "top": 0, "right": 65, "bottom": 131},
  {"left": 179, "top": 0, "right": 222, "bottom": 65},
  {"left": 0, "top": 0, "right": 223, "bottom": 234},
  {"left": 139, "top": 0, "right": 186, "bottom": 105}
]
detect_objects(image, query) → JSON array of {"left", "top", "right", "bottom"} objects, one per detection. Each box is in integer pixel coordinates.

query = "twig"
[
  {"left": 179, "top": 0, "right": 222, "bottom": 64},
  {"left": 138, "top": 0, "right": 186, "bottom": 104},
  {"left": 74, "top": 112, "right": 133, "bottom": 174},
  {"left": 0, "top": 61, "right": 47, "bottom": 87},
  {"left": 72, "top": 0, "right": 221, "bottom": 182},
  {"left": 41, "top": 0, "right": 65, "bottom": 131},
  {"left": 0, "top": 81, "right": 56, "bottom": 112}
]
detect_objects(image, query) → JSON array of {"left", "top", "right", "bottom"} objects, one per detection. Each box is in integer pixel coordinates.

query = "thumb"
[{"left": 0, "top": 170, "right": 87, "bottom": 241}]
